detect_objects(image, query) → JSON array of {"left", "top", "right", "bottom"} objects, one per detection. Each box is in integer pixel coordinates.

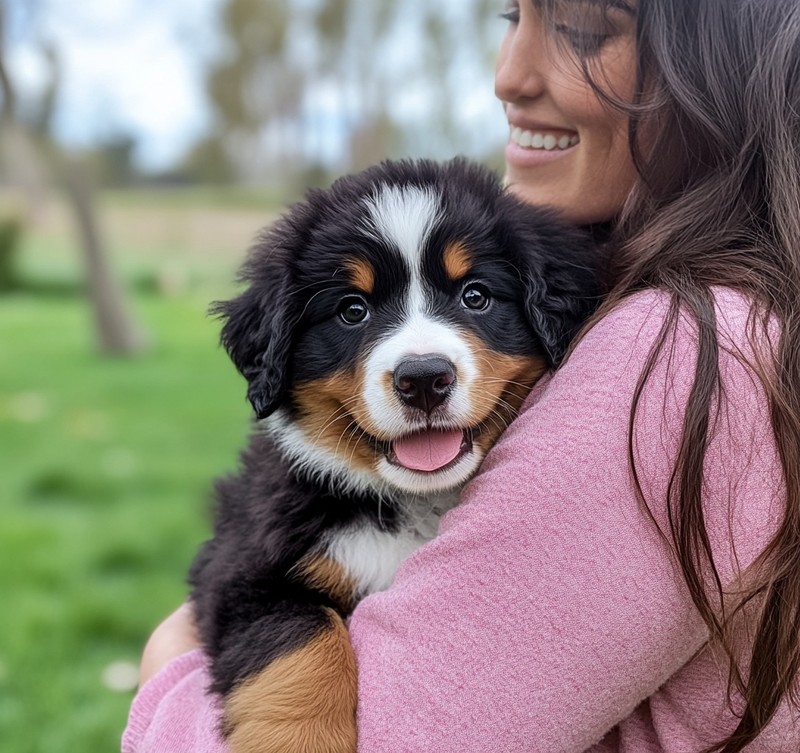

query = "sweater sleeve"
[
  {"left": 349, "top": 289, "right": 783, "bottom": 753},
  {"left": 121, "top": 650, "right": 228, "bottom": 753}
]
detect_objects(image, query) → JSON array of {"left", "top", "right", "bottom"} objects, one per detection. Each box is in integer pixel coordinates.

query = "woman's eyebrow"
[
  {"left": 608, "top": 0, "right": 637, "bottom": 14},
  {"left": 536, "top": 0, "right": 638, "bottom": 17},
  {"left": 586, "top": 0, "right": 636, "bottom": 14}
]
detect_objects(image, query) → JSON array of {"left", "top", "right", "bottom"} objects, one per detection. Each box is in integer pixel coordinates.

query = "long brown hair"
[{"left": 539, "top": 0, "right": 800, "bottom": 750}]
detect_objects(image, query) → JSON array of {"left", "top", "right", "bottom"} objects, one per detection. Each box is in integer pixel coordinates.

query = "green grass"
[{"left": 0, "top": 281, "right": 252, "bottom": 751}]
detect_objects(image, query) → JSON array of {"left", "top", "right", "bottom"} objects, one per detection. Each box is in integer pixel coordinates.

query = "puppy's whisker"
[
  {"left": 484, "top": 395, "right": 519, "bottom": 414},
  {"left": 344, "top": 424, "right": 366, "bottom": 467},
  {"left": 482, "top": 376, "right": 538, "bottom": 390},
  {"left": 307, "top": 396, "right": 365, "bottom": 446},
  {"left": 472, "top": 387, "right": 525, "bottom": 411},
  {"left": 312, "top": 408, "right": 355, "bottom": 445},
  {"left": 296, "top": 287, "right": 338, "bottom": 321},
  {"left": 334, "top": 420, "right": 361, "bottom": 457}
]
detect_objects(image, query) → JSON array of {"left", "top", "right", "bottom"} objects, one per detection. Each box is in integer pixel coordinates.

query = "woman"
[{"left": 123, "top": 1, "right": 800, "bottom": 751}]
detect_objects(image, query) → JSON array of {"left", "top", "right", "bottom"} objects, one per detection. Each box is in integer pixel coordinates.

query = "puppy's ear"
[
  {"left": 504, "top": 201, "right": 602, "bottom": 366},
  {"left": 216, "top": 192, "right": 327, "bottom": 418},
  {"left": 212, "top": 202, "right": 313, "bottom": 419},
  {"left": 213, "top": 267, "right": 294, "bottom": 419},
  {"left": 523, "top": 264, "right": 596, "bottom": 366}
]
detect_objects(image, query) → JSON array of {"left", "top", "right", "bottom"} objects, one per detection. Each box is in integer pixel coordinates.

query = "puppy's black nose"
[{"left": 393, "top": 356, "right": 456, "bottom": 413}]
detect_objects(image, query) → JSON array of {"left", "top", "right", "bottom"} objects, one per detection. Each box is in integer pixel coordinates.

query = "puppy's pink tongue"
[{"left": 392, "top": 430, "right": 464, "bottom": 472}]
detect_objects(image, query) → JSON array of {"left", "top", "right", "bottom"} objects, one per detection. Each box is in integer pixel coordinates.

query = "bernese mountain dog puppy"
[{"left": 188, "top": 158, "right": 600, "bottom": 753}]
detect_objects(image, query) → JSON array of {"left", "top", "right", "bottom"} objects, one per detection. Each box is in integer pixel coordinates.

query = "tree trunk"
[{"left": 62, "top": 158, "right": 149, "bottom": 356}]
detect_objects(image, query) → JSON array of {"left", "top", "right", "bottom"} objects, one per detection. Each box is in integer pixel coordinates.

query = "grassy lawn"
[{"left": 0, "top": 201, "right": 260, "bottom": 751}]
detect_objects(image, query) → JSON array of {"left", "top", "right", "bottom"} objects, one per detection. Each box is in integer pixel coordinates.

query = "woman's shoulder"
[
  {"left": 564, "top": 286, "right": 768, "bottom": 381},
  {"left": 580, "top": 286, "right": 759, "bottom": 341},
  {"left": 518, "top": 285, "right": 774, "bottom": 504}
]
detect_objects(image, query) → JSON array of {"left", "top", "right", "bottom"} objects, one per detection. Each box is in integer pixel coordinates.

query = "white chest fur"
[
  {"left": 325, "top": 494, "right": 456, "bottom": 596},
  {"left": 325, "top": 526, "right": 429, "bottom": 596}
]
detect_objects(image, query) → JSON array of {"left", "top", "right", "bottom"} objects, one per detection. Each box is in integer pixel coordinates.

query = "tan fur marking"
[
  {"left": 442, "top": 241, "right": 472, "bottom": 281},
  {"left": 459, "top": 331, "right": 548, "bottom": 452},
  {"left": 381, "top": 371, "right": 394, "bottom": 401},
  {"left": 225, "top": 610, "right": 357, "bottom": 753},
  {"left": 292, "top": 368, "right": 377, "bottom": 472},
  {"left": 293, "top": 555, "right": 358, "bottom": 614},
  {"left": 344, "top": 258, "right": 374, "bottom": 295}
]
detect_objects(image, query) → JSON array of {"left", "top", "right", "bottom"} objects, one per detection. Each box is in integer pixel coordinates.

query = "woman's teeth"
[{"left": 510, "top": 127, "right": 579, "bottom": 151}]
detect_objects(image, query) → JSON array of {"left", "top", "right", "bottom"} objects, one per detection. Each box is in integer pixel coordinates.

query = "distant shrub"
[{"left": 0, "top": 216, "right": 22, "bottom": 292}]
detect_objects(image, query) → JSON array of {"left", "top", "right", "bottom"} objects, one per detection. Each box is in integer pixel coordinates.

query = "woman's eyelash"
[
  {"left": 498, "top": 10, "right": 612, "bottom": 54},
  {"left": 554, "top": 24, "right": 611, "bottom": 54}
]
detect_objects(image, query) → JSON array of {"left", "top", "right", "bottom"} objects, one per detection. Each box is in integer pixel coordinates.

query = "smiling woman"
[{"left": 497, "top": 0, "right": 639, "bottom": 223}]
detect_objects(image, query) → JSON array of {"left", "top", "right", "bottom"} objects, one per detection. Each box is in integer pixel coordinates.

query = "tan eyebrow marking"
[
  {"left": 344, "top": 258, "right": 375, "bottom": 295},
  {"left": 442, "top": 241, "right": 472, "bottom": 281}
]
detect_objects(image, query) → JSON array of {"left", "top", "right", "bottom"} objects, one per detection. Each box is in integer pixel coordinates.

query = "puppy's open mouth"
[{"left": 383, "top": 428, "right": 474, "bottom": 473}]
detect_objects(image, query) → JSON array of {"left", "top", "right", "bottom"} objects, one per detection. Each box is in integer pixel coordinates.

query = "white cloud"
[{"left": 55, "top": 20, "right": 208, "bottom": 168}]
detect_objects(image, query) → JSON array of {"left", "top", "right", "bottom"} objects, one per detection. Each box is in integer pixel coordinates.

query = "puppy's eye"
[
  {"left": 338, "top": 296, "right": 370, "bottom": 324},
  {"left": 461, "top": 284, "right": 491, "bottom": 311}
]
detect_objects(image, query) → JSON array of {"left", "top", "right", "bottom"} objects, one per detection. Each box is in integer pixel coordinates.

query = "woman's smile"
[{"left": 506, "top": 122, "right": 580, "bottom": 167}]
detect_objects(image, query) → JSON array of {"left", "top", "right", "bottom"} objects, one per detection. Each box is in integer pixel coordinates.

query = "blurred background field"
[
  {"left": 0, "top": 191, "right": 261, "bottom": 753},
  {"left": 0, "top": 0, "right": 505, "bottom": 750}
]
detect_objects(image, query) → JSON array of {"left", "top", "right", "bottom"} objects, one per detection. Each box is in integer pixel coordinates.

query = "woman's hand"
[{"left": 139, "top": 602, "right": 202, "bottom": 686}]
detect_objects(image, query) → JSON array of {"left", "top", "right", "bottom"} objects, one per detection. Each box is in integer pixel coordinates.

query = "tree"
[
  {"left": 200, "top": 0, "right": 299, "bottom": 182},
  {"left": 0, "top": 1, "right": 148, "bottom": 355},
  {"left": 191, "top": 0, "right": 501, "bottom": 189}
]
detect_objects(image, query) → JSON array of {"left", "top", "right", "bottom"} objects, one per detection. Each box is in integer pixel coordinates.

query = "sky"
[
  {"left": 8, "top": 0, "right": 225, "bottom": 171},
  {"left": 6, "top": 0, "right": 505, "bottom": 173}
]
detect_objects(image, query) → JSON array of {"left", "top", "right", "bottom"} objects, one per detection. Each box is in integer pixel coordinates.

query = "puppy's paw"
[{"left": 224, "top": 610, "right": 357, "bottom": 753}]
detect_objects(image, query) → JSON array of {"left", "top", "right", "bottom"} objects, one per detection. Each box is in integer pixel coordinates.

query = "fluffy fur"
[{"left": 188, "top": 158, "right": 600, "bottom": 753}]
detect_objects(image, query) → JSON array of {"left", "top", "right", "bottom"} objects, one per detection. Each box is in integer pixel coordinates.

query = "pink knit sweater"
[{"left": 122, "top": 290, "right": 798, "bottom": 752}]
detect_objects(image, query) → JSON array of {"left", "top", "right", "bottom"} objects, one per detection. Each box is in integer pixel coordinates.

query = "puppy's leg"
[
  {"left": 203, "top": 561, "right": 359, "bottom": 753},
  {"left": 223, "top": 607, "right": 356, "bottom": 753}
]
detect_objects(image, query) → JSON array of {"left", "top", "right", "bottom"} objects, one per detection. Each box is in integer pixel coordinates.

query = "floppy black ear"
[
  {"left": 213, "top": 267, "right": 294, "bottom": 419},
  {"left": 213, "top": 192, "right": 326, "bottom": 418},
  {"left": 504, "top": 201, "right": 602, "bottom": 366},
  {"left": 211, "top": 208, "right": 310, "bottom": 419}
]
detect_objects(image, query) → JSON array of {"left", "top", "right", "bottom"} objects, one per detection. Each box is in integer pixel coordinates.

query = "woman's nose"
[{"left": 495, "top": 20, "right": 548, "bottom": 105}]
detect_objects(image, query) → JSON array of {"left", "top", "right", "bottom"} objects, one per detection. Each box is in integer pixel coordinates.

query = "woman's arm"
[
  {"left": 123, "top": 647, "right": 227, "bottom": 753},
  {"left": 124, "top": 289, "right": 781, "bottom": 753},
  {"left": 138, "top": 603, "right": 201, "bottom": 687}
]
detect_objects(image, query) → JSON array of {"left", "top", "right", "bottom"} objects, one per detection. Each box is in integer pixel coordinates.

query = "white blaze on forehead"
[
  {"left": 360, "top": 181, "right": 477, "bottom": 439},
  {"left": 362, "top": 184, "right": 441, "bottom": 270},
  {"left": 369, "top": 310, "right": 478, "bottom": 373}
]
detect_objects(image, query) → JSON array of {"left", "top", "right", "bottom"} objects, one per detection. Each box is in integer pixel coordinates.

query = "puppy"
[{"left": 188, "top": 158, "right": 600, "bottom": 753}]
